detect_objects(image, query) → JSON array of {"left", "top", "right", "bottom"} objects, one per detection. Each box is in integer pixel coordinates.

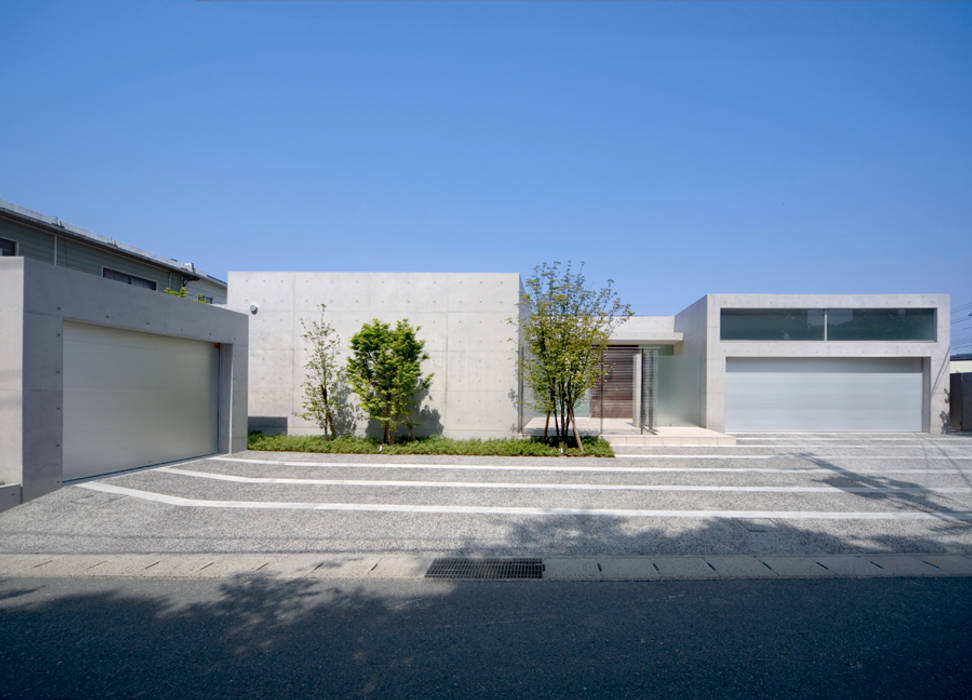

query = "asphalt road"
[
  {"left": 1, "top": 433, "right": 970, "bottom": 556},
  {"left": 1, "top": 575, "right": 970, "bottom": 699}
]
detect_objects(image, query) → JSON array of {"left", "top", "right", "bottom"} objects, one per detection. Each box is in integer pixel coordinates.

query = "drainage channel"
[{"left": 425, "top": 558, "right": 544, "bottom": 580}]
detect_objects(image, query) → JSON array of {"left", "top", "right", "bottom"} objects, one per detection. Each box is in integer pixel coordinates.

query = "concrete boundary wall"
[
  {"left": 229, "top": 271, "right": 520, "bottom": 440},
  {"left": 0, "top": 257, "right": 249, "bottom": 506}
]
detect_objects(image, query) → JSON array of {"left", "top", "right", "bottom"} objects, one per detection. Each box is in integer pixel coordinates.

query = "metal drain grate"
[{"left": 425, "top": 558, "right": 544, "bottom": 580}]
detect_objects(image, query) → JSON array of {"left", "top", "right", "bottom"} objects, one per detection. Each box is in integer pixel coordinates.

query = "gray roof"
[{"left": 0, "top": 197, "right": 226, "bottom": 287}]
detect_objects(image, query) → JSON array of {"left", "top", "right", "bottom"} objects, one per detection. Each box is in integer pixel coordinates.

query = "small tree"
[
  {"left": 346, "top": 319, "right": 433, "bottom": 444},
  {"left": 519, "top": 261, "right": 632, "bottom": 453},
  {"left": 163, "top": 286, "right": 210, "bottom": 303},
  {"left": 299, "top": 304, "right": 350, "bottom": 439}
]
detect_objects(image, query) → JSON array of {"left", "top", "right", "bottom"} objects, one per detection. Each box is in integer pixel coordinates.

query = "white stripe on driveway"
[
  {"left": 78, "top": 481, "right": 972, "bottom": 521},
  {"left": 209, "top": 457, "right": 966, "bottom": 475},
  {"left": 614, "top": 455, "right": 972, "bottom": 461},
  {"left": 157, "top": 467, "right": 972, "bottom": 494}
]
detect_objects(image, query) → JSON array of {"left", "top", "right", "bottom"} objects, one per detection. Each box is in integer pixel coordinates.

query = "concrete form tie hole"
[
  {"left": 815, "top": 561, "right": 829, "bottom": 570},
  {"left": 922, "top": 560, "right": 941, "bottom": 569},
  {"left": 869, "top": 560, "right": 884, "bottom": 569},
  {"left": 705, "top": 561, "right": 717, "bottom": 572}
]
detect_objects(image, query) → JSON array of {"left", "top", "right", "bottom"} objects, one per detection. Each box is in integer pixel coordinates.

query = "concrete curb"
[{"left": 2, "top": 553, "right": 972, "bottom": 582}]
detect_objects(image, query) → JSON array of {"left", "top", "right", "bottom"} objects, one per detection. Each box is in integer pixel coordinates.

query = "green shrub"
[{"left": 247, "top": 432, "right": 613, "bottom": 457}]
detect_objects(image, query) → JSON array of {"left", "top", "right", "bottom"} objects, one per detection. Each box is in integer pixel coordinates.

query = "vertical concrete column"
[{"left": 632, "top": 348, "right": 642, "bottom": 430}]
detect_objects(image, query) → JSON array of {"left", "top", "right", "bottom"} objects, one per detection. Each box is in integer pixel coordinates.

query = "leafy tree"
[
  {"left": 519, "top": 261, "right": 632, "bottom": 453},
  {"left": 346, "top": 319, "right": 433, "bottom": 444},
  {"left": 299, "top": 304, "right": 354, "bottom": 438}
]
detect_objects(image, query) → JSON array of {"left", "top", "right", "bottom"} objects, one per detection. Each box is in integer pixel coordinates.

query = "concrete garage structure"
[
  {"left": 0, "top": 257, "right": 249, "bottom": 509},
  {"left": 229, "top": 271, "right": 520, "bottom": 439}
]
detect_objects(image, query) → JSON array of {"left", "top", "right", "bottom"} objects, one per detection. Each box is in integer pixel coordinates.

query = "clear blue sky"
[{"left": 1, "top": 1, "right": 970, "bottom": 348}]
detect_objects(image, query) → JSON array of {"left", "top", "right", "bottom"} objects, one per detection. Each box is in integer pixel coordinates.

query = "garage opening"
[
  {"left": 62, "top": 322, "right": 219, "bottom": 480},
  {"left": 725, "top": 357, "right": 923, "bottom": 432}
]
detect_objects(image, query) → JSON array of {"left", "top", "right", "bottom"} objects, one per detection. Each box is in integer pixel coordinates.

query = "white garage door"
[
  {"left": 63, "top": 322, "right": 219, "bottom": 480},
  {"left": 725, "top": 357, "right": 922, "bottom": 432}
]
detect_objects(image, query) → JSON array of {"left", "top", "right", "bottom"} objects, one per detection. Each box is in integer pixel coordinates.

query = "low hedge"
[{"left": 247, "top": 433, "right": 614, "bottom": 457}]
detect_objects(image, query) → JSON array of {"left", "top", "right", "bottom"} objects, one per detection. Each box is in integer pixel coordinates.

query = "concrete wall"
[
  {"left": 0, "top": 257, "right": 249, "bottom": 507},
  {"left": 229, "top": 271, "right": 520, "bottom": 440},
  {"left": 952, "top": 360, "right": 972, "bottom": 374},
  {"left": 703, "top": 294, "right": 951, "bottom": 433},
  {"left": 609, "top": 316, "right": 682, "bottom": 344}
]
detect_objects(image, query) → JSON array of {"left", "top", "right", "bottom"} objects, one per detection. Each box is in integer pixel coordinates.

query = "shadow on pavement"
[{"left": 2, "top": 574, "right": 972, "bottom": 698}]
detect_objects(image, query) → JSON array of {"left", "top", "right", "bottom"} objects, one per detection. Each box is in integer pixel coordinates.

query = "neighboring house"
[
  {"left": 232, "top": 272, "right": 950, "bottom": 438},
  {"left": 952, "top": 353, "right": 972, "bottom": 375},
  {"left": 0, "top": 198, "right": 226, "bottom": 303}
]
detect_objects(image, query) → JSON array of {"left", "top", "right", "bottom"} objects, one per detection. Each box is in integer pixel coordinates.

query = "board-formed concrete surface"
[{"left": 0, "top": 434, "right": 971, "bottom": 579}]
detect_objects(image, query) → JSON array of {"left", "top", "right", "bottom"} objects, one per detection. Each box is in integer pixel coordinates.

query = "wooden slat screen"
[{"left": 590, "top": 345, "right": 635, "bottom": 418}]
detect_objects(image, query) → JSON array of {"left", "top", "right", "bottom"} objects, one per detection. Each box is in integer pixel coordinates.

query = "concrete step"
[{"left": 606, "top": 430, "right": 737, "bottom": 448}]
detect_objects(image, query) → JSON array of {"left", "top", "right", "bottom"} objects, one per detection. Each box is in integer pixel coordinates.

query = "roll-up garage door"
[
  {"left": 725, "top": 357, "right": 922, "bottom": 432},
  {"left": 62, "top": 322, "right": 219, "bottom": 480}
]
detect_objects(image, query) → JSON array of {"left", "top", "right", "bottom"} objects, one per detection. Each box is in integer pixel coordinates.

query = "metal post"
[{"left": 599, "top": 349, "right": 604, "bottom": 436}]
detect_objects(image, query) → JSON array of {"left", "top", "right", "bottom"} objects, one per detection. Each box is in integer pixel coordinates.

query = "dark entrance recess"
[{"left": 590, "top": 345, "right": 635, "bottom": 419}]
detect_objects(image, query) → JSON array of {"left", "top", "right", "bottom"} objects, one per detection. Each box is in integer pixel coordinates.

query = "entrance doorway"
[{"left": 590, "top": 346, "right": 636, "bottom": 419}]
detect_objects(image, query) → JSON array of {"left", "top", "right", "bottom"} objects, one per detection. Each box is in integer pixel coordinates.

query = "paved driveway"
[{"left": 1, "top": 433, "right": 971, "bottom": 557}]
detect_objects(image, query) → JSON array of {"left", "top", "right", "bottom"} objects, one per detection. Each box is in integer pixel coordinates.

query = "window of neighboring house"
[
  {"left": 0, "top": 237, "right": 16, "bottom": 256},
  {"left": 103, "top": 267, "right": 158, "bottom": 291}
]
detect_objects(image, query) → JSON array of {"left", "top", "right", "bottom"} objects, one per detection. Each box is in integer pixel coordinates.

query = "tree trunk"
[
  {"left": 321, "top": 384, "right": 336, "bottom": 438},
  {"left": 543, "top": 411, "right": 550, "bottom": 441},
  {"left": 569, "top": 405, "right": 584, "bottom": 454},
  {"left": 383, "top": 422, "right": 391, "bottom": 444}
]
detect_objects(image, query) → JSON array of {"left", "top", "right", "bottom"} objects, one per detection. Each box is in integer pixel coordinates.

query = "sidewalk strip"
[
  {"left": 77, "top": 481, "right": 972, "bottom": 520},
  {"left": 211, "top": 457, "right": 967, "bottom": 474},
  {"left": 156, "top": 467, "right": 972, "bottom": 494}
]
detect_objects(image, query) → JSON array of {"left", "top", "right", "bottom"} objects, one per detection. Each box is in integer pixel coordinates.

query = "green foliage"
[
  {"left": 518, "top": 261, "right": 632, "bottom": 451},
  {"left": 163, "top": 286, "right": 210, "bottom": 303},
  {"left": 345, "top": 319, "right": 433, "bottom": 444},
  {"left": 248, "top": 432, "right": 614, "bottom": 457},
  {"left": 298, "top": 304, "right": 357, "bottom": 438}
]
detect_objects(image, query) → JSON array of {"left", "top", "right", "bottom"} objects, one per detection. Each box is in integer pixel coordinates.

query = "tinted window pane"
[
  {"left": 102, "top": 268, "right": 130, "bottom": 283},
  {"left": 102, "top": 268, "right": 158, "bottom": 291},
  {"left": 827, "top": 308, "right": 936, "bottom": 341},
  {"left": 130, "top": 276, "right": 157, "bottom": 290},
  {"left": 721, "top": 309, "right": 825, "bottom": 341},
  {"left": 0, "top": 237, "right": 15, "bottom": 256}
]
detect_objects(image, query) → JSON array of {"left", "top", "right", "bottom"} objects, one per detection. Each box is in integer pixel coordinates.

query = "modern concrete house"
[
  {"left": 233, "top": 271, "right": 950, "bottom": 439},
  {"left": 0, "top": 198, "right": 227, "bottom": 303},
  {"left": 592, "top": 295, "right": 949, "bottom": 435},
  {"left": 0, "top": 257, "right": 249, "bottom": 510}
]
